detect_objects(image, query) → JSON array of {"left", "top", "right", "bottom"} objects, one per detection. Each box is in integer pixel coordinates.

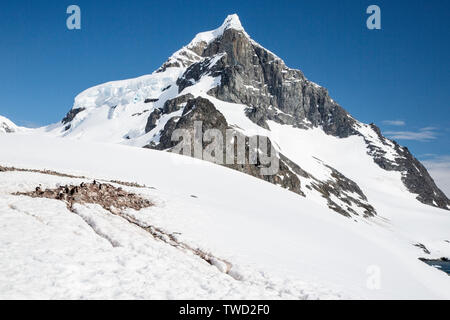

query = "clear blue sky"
[{"left": 0, "top": 0, "right": 449, "bottom": 159}]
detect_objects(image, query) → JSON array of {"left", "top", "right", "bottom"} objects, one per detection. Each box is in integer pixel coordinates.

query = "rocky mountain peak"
[
  {"left": 57, "top": 15, "right": 450, "bottom": 213},
  {"left": 157, "top": 14, "right": 253, "bottom": 72},
  {"left": 162, "top": 16, "right": 449, "bottom": 211},
  {"left": 176, "top": 16, "right": 356, "bottom": 137}
]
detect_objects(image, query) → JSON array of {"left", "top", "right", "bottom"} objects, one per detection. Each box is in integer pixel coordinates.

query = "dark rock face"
[
  {"left": 145, "top": 94, "right": 195, "bottom": 134},
  {"left": 162, "top": 94, "right": 194, "bottom": 114},
  {"left": 146, "top": 96, "right": 375, "bottom": 217},
  {"left": 319, "top": 165, "right": 376, "bottom": 217},
  {"left": 365, "top": 124, "right": 449, "bottom": 209},
  {"left": 151, "top": 97, "right": 228, "bottom": 151},
  {"left": 145, "top": 109, "right": 162, "bottom": 133},
  {"left": 396, "top": 146, "right": 448, "bottom": 208},
  {"left": 179, "top": 28, "right": 358, "bottom": 138},
  {"left": 153, "top": 116, "right": 180, "bottom": 150},
  {"left": 62, "top": 108, "right": 86, "bottom": 126},
  {"left": 279, "top": 155, "right": 376, "bottom": 217}
]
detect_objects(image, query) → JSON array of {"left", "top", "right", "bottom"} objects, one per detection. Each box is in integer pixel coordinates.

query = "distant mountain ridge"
[{"left": 0, "top": 116, "right": 20, "bottom": 133}]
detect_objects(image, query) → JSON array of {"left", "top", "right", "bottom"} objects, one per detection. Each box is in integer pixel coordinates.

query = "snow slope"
[{"left": 0, "top": 133, "right": 449, "bottom": 299}]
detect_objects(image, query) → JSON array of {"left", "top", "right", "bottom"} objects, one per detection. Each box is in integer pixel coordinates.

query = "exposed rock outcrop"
[
  {"left": 61, "top": 107, "right": 86, "bottom": 131},
  {"left": 146, "top": 96, "right": 376, "bottom": 217}
]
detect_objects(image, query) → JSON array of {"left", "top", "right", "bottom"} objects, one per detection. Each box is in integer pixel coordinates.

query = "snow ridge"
[
  {"left": 0, "top": 115, "right": 19, "bottom": 133},
  {"left": 189, "top": 14, "right": 248, "bottom": 47}
]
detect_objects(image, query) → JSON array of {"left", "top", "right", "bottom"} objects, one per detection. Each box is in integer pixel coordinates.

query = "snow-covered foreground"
[
  {"left": 2, "top": 175, "right": 324, "bottom": 300},
  {"left": 0, "top": 133, "right": 449, "bottom": 300}
]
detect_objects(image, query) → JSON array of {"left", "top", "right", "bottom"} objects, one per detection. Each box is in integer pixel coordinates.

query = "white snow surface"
[
  {"left": 189, "top": 14, "right": 248, "bottom": 47},
  {"left": 0, "top": 134, "right": 449, "bottom": 299}
]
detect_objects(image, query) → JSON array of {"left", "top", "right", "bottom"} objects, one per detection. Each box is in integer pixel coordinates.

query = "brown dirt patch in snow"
[{"left": 15, "top": 181, "right": 153, "bottom": 213}]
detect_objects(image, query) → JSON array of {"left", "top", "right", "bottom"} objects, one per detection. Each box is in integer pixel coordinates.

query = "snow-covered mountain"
[
  {"left": 0, "top": 115, "right": 20, "bottom": 133},
  {"left": 45, "top": 14, "right": 449, "bottom": 215},
  {"left": 1, "top": 14, "right": 449, "bottom": 299}
]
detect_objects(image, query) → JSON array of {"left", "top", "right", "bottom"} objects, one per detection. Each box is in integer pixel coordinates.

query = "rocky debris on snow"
[
  {"left": 132, "top": 110, "right": 149, "bottom": 117},
  {"left": 15, "top": 181, "right": 152, "bottom": 213},
  {"left": 0, "top": 165, "right": 148, "bottom": 189},
  {"left": 161, "top": 85, "right": 171, "bottom": 91},
  {"left": 108, "top": 180, "right": 150, "bottom": 188},
  {"left": 0, "top": 165, "right": 89, "bottom": 179},
  {"left": 414, "top": 243, "right": 431, "bottom": 255}
]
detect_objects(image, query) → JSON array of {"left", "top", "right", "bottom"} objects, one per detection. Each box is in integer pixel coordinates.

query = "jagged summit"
[
  {"left": 189, "top": 14, "right": 248, "bottom": 47},
  {"left": 157, "top": 14, "right": 250, "bottom": 72},
  {"left": 221, "top": 14, "right": 245, "bottom": 31}
]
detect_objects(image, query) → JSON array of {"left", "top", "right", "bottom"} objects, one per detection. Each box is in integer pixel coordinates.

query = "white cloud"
[
  {"left": 382, "top": 120, "right": 405, "bottom": 126},
  {"left": 385, "top": 127, "right": 438, "bottom": 141},
  {"left": 419, "top": 126, "right": 438, "bottom": 132},
  {"left": 422, "top": 155, "right": 450, "bottom": 197}
]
